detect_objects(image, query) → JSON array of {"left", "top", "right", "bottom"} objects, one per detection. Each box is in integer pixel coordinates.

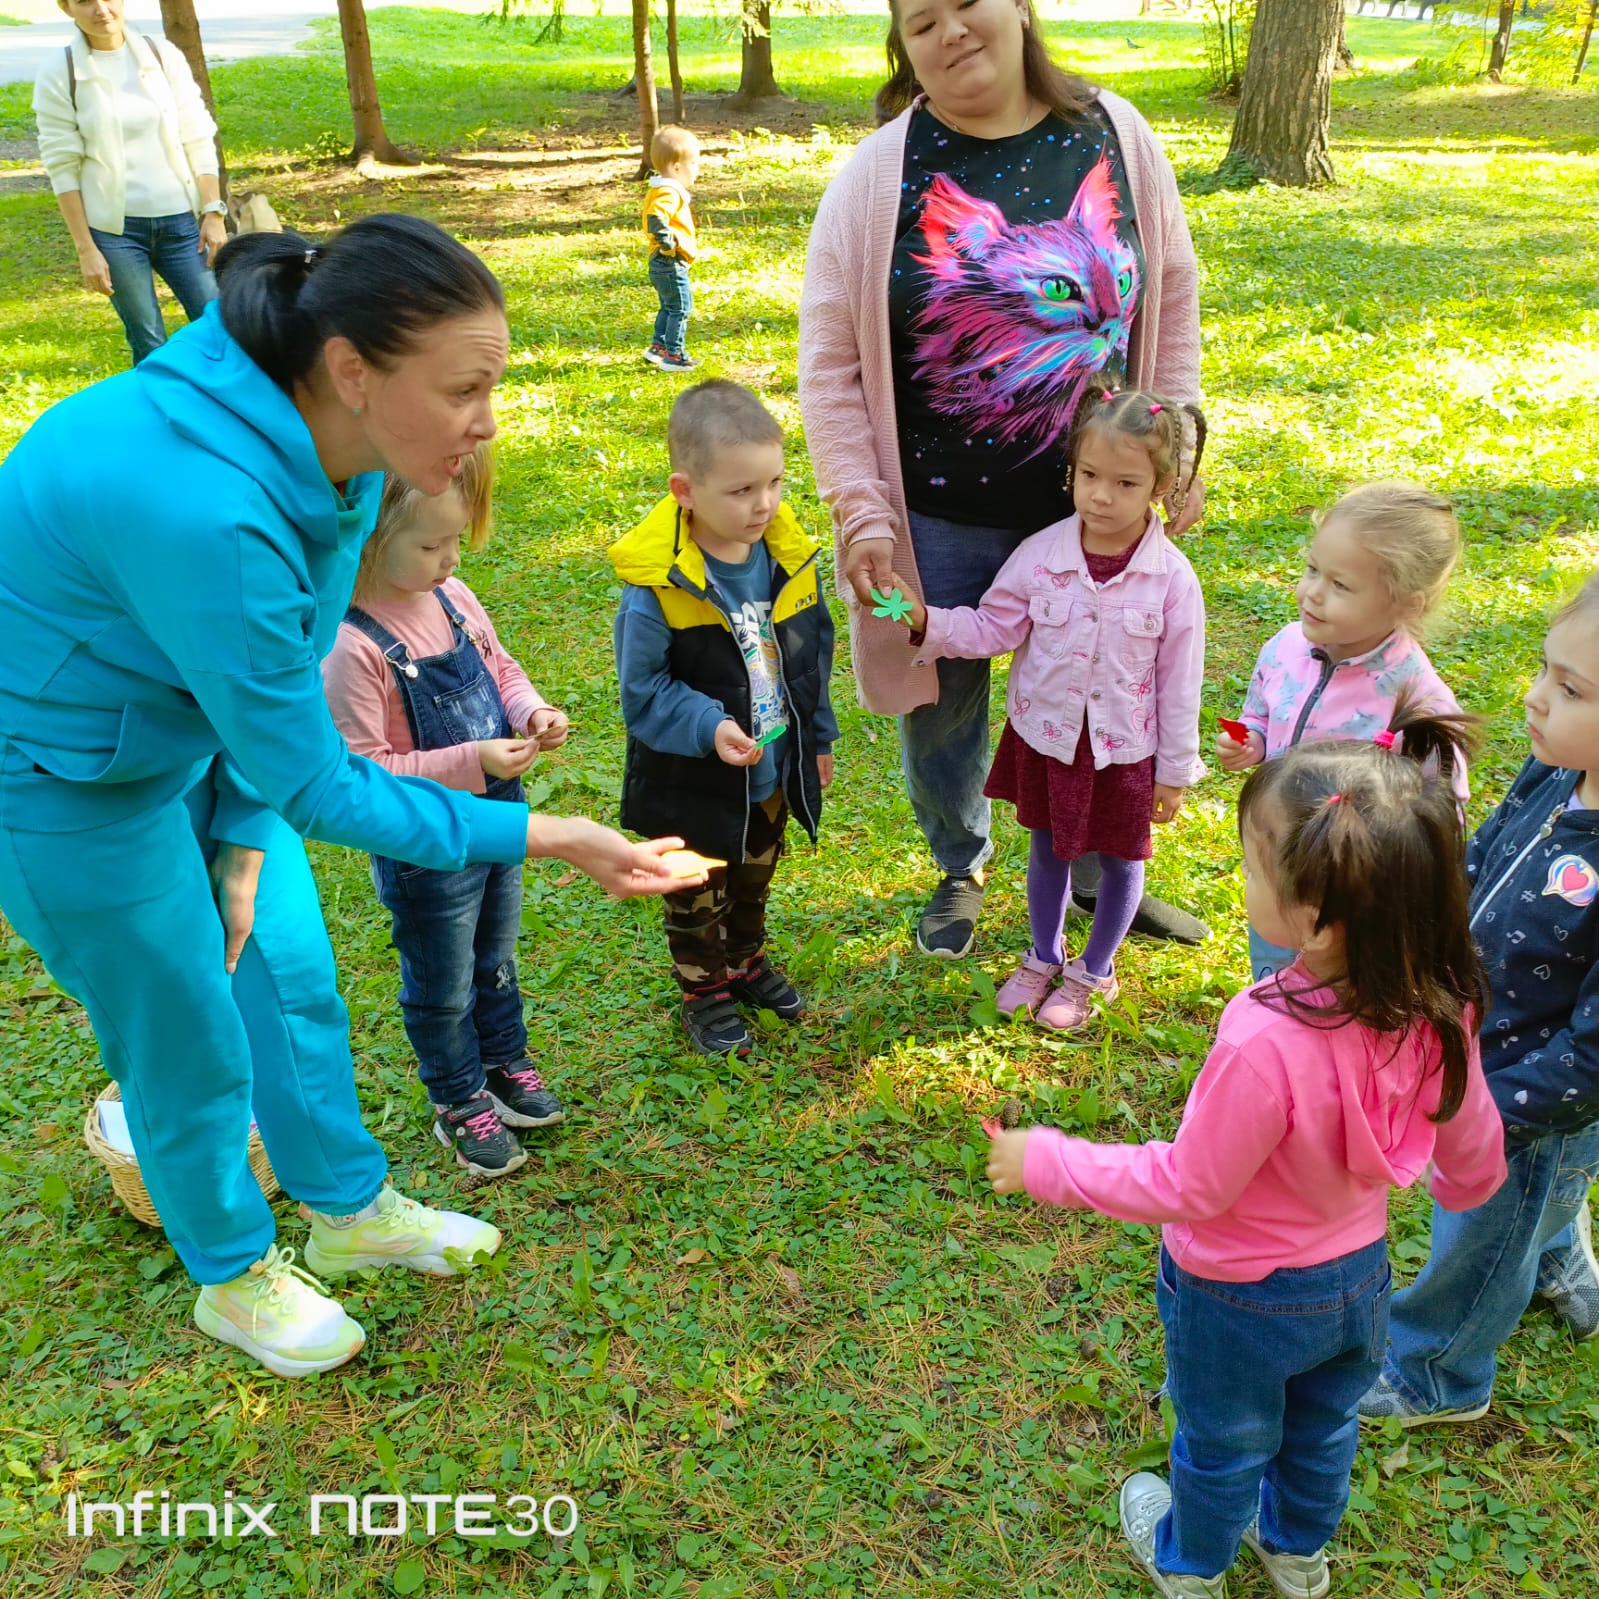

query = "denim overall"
[{"left": 344, "top": 591, "right": 528, "bottom": 1107}]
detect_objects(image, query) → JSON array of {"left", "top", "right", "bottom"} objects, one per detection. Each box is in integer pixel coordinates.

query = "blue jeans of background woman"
[
  {"left": 88, "top": 212, "right": 216, "bottom": 365},
  {"left": 1156, "top": 1238, "right": 1390, "bottom": 1580}
]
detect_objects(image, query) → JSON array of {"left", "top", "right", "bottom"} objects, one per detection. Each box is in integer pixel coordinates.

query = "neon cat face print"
[{"left": 906, "top": 157, "right": 1139, "bottom": 459}]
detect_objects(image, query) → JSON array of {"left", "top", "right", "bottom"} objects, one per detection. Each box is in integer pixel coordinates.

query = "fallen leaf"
[
  {"left": 775, "top": 1265, "right": 803, "bottom": 1299},
  {"left": 1380, "top": 1442, "right": 1409, "bottom": 1478},
  {"left": 675, "top": 1247, "right": 709, "bottom": 1266},
  {"left": 553, "top": 870, "right": 578, "bottom": 888}
]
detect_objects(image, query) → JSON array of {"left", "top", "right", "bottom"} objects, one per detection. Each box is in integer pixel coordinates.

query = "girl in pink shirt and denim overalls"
[
  {"left": 986, "top": 722, "right": 1507, "bottom": 1599},
  {"left": 886, "top": 389, "right": 1206, "bottom": 1031},
  {"left": 1214, "top": 481, "right": 1469, "bottom": 981}
]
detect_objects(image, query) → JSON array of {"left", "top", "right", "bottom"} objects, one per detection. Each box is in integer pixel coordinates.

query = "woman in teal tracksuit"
[{"left": 0, "top": 215, "right": 693, "bottom": 1378}]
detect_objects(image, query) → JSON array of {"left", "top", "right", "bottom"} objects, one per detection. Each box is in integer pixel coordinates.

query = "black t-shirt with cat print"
[{"left": 890, "top": 102, "right": 1144, "bottom": 531}]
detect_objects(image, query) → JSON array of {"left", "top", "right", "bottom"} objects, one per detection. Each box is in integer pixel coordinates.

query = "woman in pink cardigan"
[{"left": 798, "top": 0, "right": 1205, "bottom": 960}]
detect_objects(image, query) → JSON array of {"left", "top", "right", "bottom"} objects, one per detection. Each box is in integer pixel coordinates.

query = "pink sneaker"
[
  {"left": 1036, "top": 958, "right": 1119, "bottom": 1032},
  {"left": 996, "top": 952, "right": 1062, "bottom": 1018}
]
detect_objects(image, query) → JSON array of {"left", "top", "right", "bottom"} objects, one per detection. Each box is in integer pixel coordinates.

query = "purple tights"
[{"left": 1027, "top": 829, "right": 1145, "bottom": 977}]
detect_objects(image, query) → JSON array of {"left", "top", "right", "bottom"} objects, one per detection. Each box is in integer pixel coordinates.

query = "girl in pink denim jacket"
[
  {"left": 1214, "top": 481, "right": 1469, "bottom": 981},
  {"left": 885, "top": 389, "right": 1206, "bottom": 1031}
]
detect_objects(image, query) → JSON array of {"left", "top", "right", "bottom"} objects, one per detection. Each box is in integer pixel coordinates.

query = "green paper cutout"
[
  {"left": 754, "top": 726, "right": 785, "bottom": 749},
  {"left": 870, "top": 586, "right": 914, "bottom": 623}
]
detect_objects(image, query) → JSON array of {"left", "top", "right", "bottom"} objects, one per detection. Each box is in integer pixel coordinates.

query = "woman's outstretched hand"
[
  {"left": 210, "top": 843, "right": 265, "bottom": 975},
  {"left": 526, "top": 816, "right": 700, "bottom": 898}
]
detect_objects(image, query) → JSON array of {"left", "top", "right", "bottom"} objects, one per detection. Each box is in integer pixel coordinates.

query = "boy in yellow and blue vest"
[
  {"left": 641, "top": 124, "right": 700, "bottom": 372},
  {"left": 610, "top": 381, "right": 838, "bottom": 1057}
]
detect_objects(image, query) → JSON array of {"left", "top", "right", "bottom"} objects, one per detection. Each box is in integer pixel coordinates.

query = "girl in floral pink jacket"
[
  {"left": 885, "top": 389, "right": 1206, "bottom": 1031},
  {"left": 1214, "top": 481, "right": 1469, "bottom": 980}
]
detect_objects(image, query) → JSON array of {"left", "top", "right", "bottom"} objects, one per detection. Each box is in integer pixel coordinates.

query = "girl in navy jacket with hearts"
[{"left": 1364, "top": 572, "right": 1599, "bottom": 1426}]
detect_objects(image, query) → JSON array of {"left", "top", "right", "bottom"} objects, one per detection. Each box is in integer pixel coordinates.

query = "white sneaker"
[
  {"left": 302, "top": 1187, "right": 501, "bottom": 1277},
  {"left": 193, "top": 1244, "right": 365, "bottom": 1378},
  {"left": 1118, "top": 1473, "right": 1228, "bottom": 1596},
  {"left": 1242, "top": 1518, "right": 1330, "bottom": 1598}
]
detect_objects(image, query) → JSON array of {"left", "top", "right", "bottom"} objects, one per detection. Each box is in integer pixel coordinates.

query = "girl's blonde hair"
[
  {"left": 1322, "top": 481, "right": 1461, "bottom": 619},
  {"left": 353, "top": 442, "right": 494, "bottom": 604},
  {"left": 1553, "top": 568, "right": 1599, "bottom": 630}
]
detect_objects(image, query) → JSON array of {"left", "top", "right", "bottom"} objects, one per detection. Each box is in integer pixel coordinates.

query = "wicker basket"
[{"left": 83, "top": 1082, "right": 283, "bottom": 1229}]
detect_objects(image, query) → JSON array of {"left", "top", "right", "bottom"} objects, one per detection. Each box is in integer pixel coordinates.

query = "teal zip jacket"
[{"left": 0, "top": 303, "right": 528, "bottom": 870}]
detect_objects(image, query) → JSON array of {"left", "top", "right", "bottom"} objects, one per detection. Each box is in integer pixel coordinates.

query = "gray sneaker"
[
  {"left": 1242, "top": 1518, "right": 1329, "bottom": 1599},
  {"left": 1358, "top": 1374, "right": 1489, "bottom": 1428},
  {"left": 1118, "top": 1473, "right": 1228, "bottom": 1597},
  {"left": 1536, "top": 1203, "right": 1599, "bottom": 1341},
  {"left": 916, "top": 871, "right": 985, "bottom": 959}
]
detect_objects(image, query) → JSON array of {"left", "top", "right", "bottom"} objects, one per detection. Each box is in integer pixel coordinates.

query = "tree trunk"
[
  {"left": 336, "top": 0, "right": 414, "bottom": 167},
  {"left": 733, "top": 0, "right": 780, "bottom": 103},
  {"left": 1487, "top": 0, "right": 1516, "bottom": 78},
  {"left": 1572, "top": 0, "right": 1595, "bottom": 80},
  {"left": 1335, "top": 12, "right": 1354, "bottom": 72},
  {"left": 1223, "top": 0, "right": 1342, "bottom": 186},
  {"left": 666, "top": 0, "right": 684, "bottom": 123},
  {"left": 156, "top": 0, "right": 227, "bottom": 196},
  {"left": 632, "top": 0, "right": 659, "bottom": 180}
]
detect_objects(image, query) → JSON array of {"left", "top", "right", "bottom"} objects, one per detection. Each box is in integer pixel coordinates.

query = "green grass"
[{"left": 2, "top": 9, "right": 1598, "bottom": 1597}]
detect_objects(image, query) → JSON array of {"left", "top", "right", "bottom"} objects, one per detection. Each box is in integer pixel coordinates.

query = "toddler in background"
[
  {"left": 1216, "top": 481, "right": 1469, "bottom": 979},
  {"left": 988, "top": 718, "right": 1506, "bottom": 1599},
  {"left": 324, "top": 446, "right": 569, "bottom": 1180},
  {"left": 642, "top": 124, "right": 701, "bottom": 372}
]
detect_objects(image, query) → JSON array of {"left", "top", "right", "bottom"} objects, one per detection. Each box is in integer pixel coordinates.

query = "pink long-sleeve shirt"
[
  {"left": 798, "top": 91, "right": 1201, "bottom": 718},
  {"left": 1023, "top": 975, "right": 1508, "bottom": 1282},
  {"left": 323, "top": 578, "right": 548, "bottom": 795},
  {"left": 919, "top": 512, "right": 1206, "bottom": 789}
]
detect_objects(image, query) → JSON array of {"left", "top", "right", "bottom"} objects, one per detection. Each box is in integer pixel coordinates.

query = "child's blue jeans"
[
  {"left": 1155, "top": 1238, "right": 1390, "bottom": 1580},
  {"left": 372, "top": 854, "right": 527, "bottom": 1108},
  {"left": 649, "top": 253, "right": 692, "bottom": 356},
  {"left": 1379, "top": 1123, "right": 1599, "bottom": 1414}
]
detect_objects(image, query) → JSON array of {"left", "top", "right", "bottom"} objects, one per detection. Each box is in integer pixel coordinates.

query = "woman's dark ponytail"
[{"left": 214, "top": 213, "right": 504, "bottom": 394}]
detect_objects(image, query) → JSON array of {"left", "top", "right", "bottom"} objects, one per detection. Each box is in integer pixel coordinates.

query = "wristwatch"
[{"left": 199, "top": 200, "right": 228, "bottom": 217}]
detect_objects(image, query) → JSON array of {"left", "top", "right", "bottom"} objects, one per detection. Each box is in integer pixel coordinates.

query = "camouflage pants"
[{"left": 663, "top": 791, "right": 788, "bottom": 989}]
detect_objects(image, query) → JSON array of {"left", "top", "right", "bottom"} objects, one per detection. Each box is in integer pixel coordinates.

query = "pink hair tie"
[
  {"left": 1148, "top": 403, "right": 1163, "bottom": 415},
  {"left": 1373, "top": 730, "right": 1397, "bottom": 750},
  {"left": 1326, "top": 793, "right": 1343, "bottom": 805}
]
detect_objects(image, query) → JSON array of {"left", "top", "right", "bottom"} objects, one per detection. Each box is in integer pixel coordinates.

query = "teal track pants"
[{"left": 0, "top": 771, "right": 387, "bottom": 1283}]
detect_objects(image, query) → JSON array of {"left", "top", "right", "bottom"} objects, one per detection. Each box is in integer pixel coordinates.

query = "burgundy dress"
[{"left": 984, "top": 540, "right": 1155, "bottom": 863}]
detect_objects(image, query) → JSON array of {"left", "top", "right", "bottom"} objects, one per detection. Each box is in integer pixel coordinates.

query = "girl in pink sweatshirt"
[
  {"left": 986, "top": 718, "right": 1507, "bottom": 1599},
  {"left": 323, "top": 447, "right": 570, "bottom": 1182}
]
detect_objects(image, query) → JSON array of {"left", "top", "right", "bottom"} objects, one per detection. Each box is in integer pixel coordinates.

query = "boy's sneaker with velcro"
[
  {"left": 727, "top": 953, "right": 804, "bottom": 1020},
  {"left": 1535, "top": 1202, "right": 1599, "bottom": 1341},
  {"left": 432, "top": 1091, "right": 528, "bottom": 1177},
  {"left": 193, "top": 1244, "right": 366, "bottom": 1378},
  {"left": 303, "top": 1187, "right": 502, "bottom": 1278},
  {"left": 682, "top": 983, "right": 752, "bottom": 1057},
  {"left": 1357, "top": 1373, "right": 1489, "bottom": 1428},
  {"left": 658, "top": 351, "right": 698, "bottom": 372},
  {"left": 643, "top": 343, "right": 667, "bottom": 367},
  {"left": 1242, "top": 1518, "right": 1330, "bottom": 1599},
  {"left": 485, "top": 1062, "right": 566, "bottom": 1129}
]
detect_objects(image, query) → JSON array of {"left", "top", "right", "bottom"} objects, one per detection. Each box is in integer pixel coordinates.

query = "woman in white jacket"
[{"left": 33, "top": 0, "right": 226, "bottom": 364}]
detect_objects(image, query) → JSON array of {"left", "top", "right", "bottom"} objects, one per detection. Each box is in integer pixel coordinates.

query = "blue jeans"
[
  {"left": 372, "top": 855, "right": 527, "bottom": 1108},
  {"left": 90, "top": 212, "right": 217, "bottom": 365},
  {"left": 1155, "top": 1239, "right": 1390, "bottom": 1580},
  {"left": 649, "top": 253, "right": 692, "bottom": 355},
  {"left": 1248, "top": 927, "right": 1297, "bottom": 981},
  {"left": 1381, "top": 1124, "right": 1599, "bottom": 1414},
  {"left": 899, "top": 512, "right": 1033, "bottom": 877}
]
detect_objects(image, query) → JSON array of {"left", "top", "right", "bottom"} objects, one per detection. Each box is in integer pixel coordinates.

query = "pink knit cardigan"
[{"left": 797, "top": 93, "right": 1202, "bottom": 716}]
